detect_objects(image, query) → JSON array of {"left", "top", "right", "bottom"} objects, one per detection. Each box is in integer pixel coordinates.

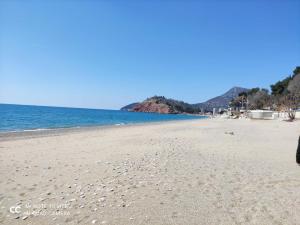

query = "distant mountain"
[
  {"left": 120, "top": 102, "right": 139, "bottom": 111},
  {"left": 194, "top": 87, "right": 249, "bottom": 111},
  {"left": 121, "top": 87, "right": 248, "bottom": 113}
]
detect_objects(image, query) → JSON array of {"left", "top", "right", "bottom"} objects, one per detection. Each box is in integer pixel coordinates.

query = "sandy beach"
[{"left": 1, "top": 118, "right": 300, "bottom": 225}]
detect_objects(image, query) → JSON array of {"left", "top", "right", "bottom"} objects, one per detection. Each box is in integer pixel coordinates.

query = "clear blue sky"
[{"left": 1, "top": 0, "right": 299, "bottom": 109}]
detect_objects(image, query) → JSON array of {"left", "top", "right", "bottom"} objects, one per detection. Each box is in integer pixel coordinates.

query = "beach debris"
[
  {"left": 101, "top": 220, "right": 107, "bottom": 224},
  {"left": 225, "top": 131, "right": 234, "bottom": 135},
  {"left": 91, "top": 219, "right": 97, "bottom": 224},
  {"left": 80, "top": 194, "right": 85, "bottom": 198},
  {"left": 22, "top": 216, "right": 28, "bottom": 220}
]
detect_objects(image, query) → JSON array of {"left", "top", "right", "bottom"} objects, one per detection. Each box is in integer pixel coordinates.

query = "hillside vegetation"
[
  {"left": 131, "top": 96, "right": 200, "bottom": 114},
  {"left": 230, "top": 66, "right": 300, "bottom": 120}
]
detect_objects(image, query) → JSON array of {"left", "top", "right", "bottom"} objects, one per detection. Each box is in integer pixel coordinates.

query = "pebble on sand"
[{"left": 22, "top": 216, "right": 28, "bottom": 220}]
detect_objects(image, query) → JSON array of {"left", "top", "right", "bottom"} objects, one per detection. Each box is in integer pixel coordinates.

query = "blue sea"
[{"left": 0, "top": 104, "right": 206, "bottom": 132}]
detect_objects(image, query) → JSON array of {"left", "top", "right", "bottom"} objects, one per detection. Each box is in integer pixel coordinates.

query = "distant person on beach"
[{"left": 297, "top": 136, "right": 300, "bottom": 164}]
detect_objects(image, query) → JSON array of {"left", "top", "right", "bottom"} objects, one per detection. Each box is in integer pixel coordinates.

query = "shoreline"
[{"left": 0, "top": 117, "right": 207, "bottom": 142}]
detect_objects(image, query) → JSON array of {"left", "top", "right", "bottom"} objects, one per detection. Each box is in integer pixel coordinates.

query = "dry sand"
[{"left": 0, "top": 119, "right": 300, "bottom": 225}]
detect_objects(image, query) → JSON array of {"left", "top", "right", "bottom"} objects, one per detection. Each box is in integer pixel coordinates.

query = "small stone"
[
  {"left": 91, "top": 219, "right": 97, "bottom": 224},
  {"left": 98, "top": 197, "right": 105, "bottom": 202}
]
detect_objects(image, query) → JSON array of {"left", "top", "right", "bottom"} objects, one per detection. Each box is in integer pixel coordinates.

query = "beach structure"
[{"left": 248, "top": 110, "right": 275, "bottom": 120}]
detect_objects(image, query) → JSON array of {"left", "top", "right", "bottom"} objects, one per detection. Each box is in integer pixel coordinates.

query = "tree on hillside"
[
  {"left": 247, "top": 89, "right": 270, "bottom": 110},
  {"left": 292, "top": 66, "right": 300, "bottom": 78},
  {"left": 285, "top": 73, "right": 300, "bottom": 120},
  {"left": 288, "top": 73, "right": 300, "bottom": 97},
  {"left": 271, "top": 76, "right": 292, "bottom": 96},
  {"left": 247, "top": 88, "right": 260, "bottom": 96},
  {"left": 270, "top": 67, "right": 300, "bottom": 96},
  {"left": 269, "top": 66, "right": 300, "bottom": 113}
]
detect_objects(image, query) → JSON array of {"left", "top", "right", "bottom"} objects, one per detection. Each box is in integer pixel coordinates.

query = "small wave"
[
  {"left": 23, "top": 128, "right": 50, "bottom": 132},
  {"left": 115, "top": 123, "right": 125, "bottom": 126},
  {"left": 1, "top": 130, "right": 19, "bottom": 133},
  {"left": 0, "top": 128, "right": 51, "bottom": 134}
]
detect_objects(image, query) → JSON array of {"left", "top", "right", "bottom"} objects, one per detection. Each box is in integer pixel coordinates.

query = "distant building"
[{"left": 213, "top": 108, "right": 216, "bottom": 116}]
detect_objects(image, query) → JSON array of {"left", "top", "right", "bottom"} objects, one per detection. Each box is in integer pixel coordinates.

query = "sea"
[{"left": 0, "top": 104, "right": 206, "bottom": 132}]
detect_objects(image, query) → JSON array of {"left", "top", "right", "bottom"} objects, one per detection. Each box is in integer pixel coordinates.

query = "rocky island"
[{"left": 128, "top": 96, "right": 198, "bottom": 114}]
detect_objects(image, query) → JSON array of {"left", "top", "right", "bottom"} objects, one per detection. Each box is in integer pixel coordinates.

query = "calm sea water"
[{"left": 0, "top": 104, "right": 206, "bottom": 132}]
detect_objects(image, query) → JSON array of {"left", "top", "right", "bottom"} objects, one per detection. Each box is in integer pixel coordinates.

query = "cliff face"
[
  {"left": 132, "top": 101, "right": 173, "bottom": 114},
  {"left": 130, "top": 96, "right": 198, "bottom": 114}
]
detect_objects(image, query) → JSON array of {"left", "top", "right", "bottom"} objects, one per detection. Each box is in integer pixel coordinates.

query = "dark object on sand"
[{"left": 297, "top": 136, "right": 300, "bottom": 164}]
